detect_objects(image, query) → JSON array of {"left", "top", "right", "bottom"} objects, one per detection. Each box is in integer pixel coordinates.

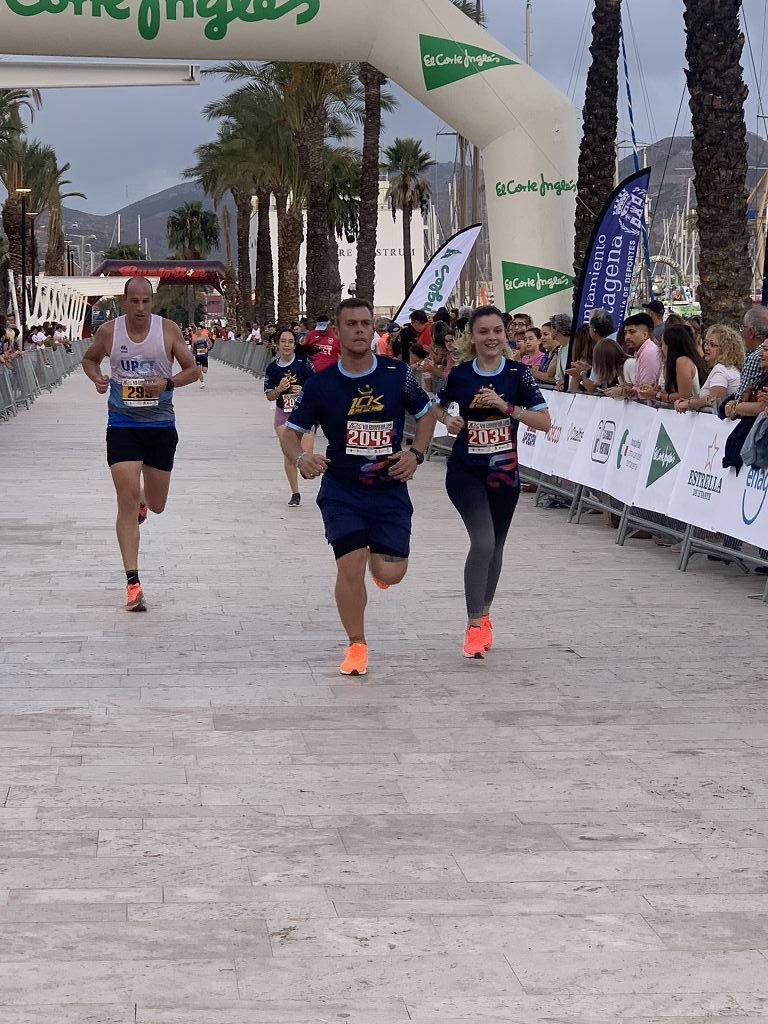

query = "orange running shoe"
[
  {"left": 480, "top": 614, "right": 493, "bottom": 651},
  {"left": 138, "top": 502, "right": 148, "bottom": 525},
  {"left": 339, "top": 642, "right": 368, "bottom": 676},
  {"left": 462, "top": 625, "right": 486, "bottom": 660},
  {"left": 125, "top": 583, "right": 147, "bottom": 612}
]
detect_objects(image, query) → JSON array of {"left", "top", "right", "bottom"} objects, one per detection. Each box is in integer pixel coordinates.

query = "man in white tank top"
[{"left": 82, "top": 277, "right": 198, "bottom": 611}]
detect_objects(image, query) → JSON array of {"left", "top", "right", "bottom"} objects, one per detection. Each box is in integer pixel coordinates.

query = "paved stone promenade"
[{"left": 1, "top": 361, "right": 768, "bottom": 1023}]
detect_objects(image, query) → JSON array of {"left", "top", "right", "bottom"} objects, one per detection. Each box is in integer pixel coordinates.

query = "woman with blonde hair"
[
  {"left": 435, "top": 306, "right": 551, "bottom": 659},
  {"left": 675, "top": 323, "right": 745, "bottom": 412}
]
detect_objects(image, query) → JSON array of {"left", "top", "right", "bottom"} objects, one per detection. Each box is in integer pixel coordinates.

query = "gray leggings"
[{"left": 446, "top": 463, "right": 519, "bottom": 619}]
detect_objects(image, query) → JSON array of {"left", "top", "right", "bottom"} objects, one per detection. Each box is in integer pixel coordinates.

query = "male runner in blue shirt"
[{"left": 282, "top": 297, "right": 435, "bottom": 676}]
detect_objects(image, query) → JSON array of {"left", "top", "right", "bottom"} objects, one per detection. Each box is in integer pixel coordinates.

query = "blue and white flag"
[
  {"left": 394, "top": 223, "right": 482, "bottom": 326},
  {"left": 573, "top": 167, "right": 652, "bottom": 334}
]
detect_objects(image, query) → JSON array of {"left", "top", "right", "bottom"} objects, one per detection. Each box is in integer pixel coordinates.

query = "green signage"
[
  {"left": 647, "top": 424, "right": 681, "bottom": 486},
  {"left": 501, "top": 261, "right": 574, "bottom": 313},
  {"left": 420, "top": 33, "right": 517, "bottom": 91},
  {"left": 3, "top": 0, "right": 321, "bottom": 42},
  {"left": 496, "top": 174, "right": 577, "bottom": 200}
]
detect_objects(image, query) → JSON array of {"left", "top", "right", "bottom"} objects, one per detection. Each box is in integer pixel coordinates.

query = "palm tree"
[
  {"left": 0, "top": 87, "right": 40, "bottom": 146},
  {"left": 104, "top": 243, "right": 145, "bottom": 260},
  {"left": 39, "top": 156, "right": 86, "bottom": 277},
  {"left": 205, "top": 60, "right": 361, "bottom": 316},
  {"left": 167, "top": 200, "right": 220, "bottom": 259},
  {"left": 355, "top": 64, "right": 396, "bottom": 306},
  {"left": 450, "top": 0, "right": 486, "bottom": 22},
  {"left": 186, "top": 127, "right": 262, "bottom": 329},
  {"left": 382, "top": 138, "right": 435, "bottom": 294},
  {"left": 0, "top": 138, "right": 64, "bottom": 306},
  {"left": 572, "top": 0, "right": 622, "bottom": 278},
  {"left": 684, "top": 0, "right": 751, "bottom": 326},
  {"left": 325, "top": 146, "right": 362, "bottom": 308},
  {"left": 167, "top": 200, "right": 220, "bottom": 326},
  {"left": 204, "top": 78, "right": 289, "bottom": 324}
]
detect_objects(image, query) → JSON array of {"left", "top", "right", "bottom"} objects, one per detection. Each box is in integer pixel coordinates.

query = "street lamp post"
[
  {"left": 15, "top": 187, "right": 31, "bottom": 342},
  {"left": 27, "top": 210, "right": 39, "bottom": 314}
]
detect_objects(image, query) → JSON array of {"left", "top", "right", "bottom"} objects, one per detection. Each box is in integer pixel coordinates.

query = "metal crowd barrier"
[
  {"left": 210, "top": 338, "right": 271, "bottom": 378},
  {"left": 0, "top": 339, "right": 88, "bottom": 422},
  {"left": 519, "top": 393, "right": 768, "bottom": 603}
]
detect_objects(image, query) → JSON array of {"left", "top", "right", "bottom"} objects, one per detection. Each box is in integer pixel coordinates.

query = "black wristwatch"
[
  {"left": 164, "top": 377, "right": 175, "bottom": 392},
  {"left": 410, "top": 447, "right": 425, "bottom": 465}
]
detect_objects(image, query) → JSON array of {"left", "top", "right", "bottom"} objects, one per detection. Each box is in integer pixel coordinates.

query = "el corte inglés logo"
[
  {"left": 2, "top": 0, "right": 320, "bottom": 41},
  {"left": 646, "top": 424, "right": 681, "bottom": 486},
  {"left": 420, "top": 33, "right": 517, "bottom": 91},
  {"left": 501, "top": 261, "right": 574, "bottom": 313}
]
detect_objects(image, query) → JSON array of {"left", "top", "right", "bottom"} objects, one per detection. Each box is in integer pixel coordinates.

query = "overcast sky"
[{"left": 7, "top": 0, "right": 768, "bottom": 214}]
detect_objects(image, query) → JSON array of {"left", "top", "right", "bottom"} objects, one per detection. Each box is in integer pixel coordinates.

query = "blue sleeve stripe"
[
  {"left": 414, "top": 401, "right": 433, "bottom": 420},
  {"left": 531, "top": 403, "right": 549, "bottom": 411},
  {"left": 286, "top": 422, "right": 310, "bottom": 434}
]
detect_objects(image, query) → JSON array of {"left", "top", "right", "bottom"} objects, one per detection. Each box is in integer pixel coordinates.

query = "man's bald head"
[
  {"left": 122, "top": 276, "right": 155, "bottom": 326},
  {"left": 123, "top": 276, "right": 154, "bottom": 299}
]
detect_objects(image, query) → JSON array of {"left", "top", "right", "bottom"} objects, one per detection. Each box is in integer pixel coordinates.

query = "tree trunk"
[
  {"left": 232, "top": 186, "right": 254, "bottom": 328},
  {"left": 45, "top": 214, "right": 66, "bottom": 277},
  {"left": 684, "top": 0, "right": 751, "bottom": 328},
  {"left": 402, "top": 203, "right": 414, "bottom": 295},
  {"left": 327, "top": 221, "right": 342, "bottom": 310},
  {"left": 274, "top": 186, "right": 290, "bottom": 325},
  {"left": 254, "top": 186, "right": 275, "bottom": 325},
  {"left": 186, "top": 286, "right": 196, "bottom": 328},
  {"left": 223, "top": 263, "right": 238, "bottom": 328},
  {"left": 1, "top": 196, "right": 23, "bottom": 313},
  {"left": 280, "top": 200, "right": 304, "bottom": 324},
  {"left": 572, "top": 0, "right": 622, "bottom": 279},
  {"left": 356, "top": 63, "right": 386, "bottom": 307},
  {"left": 296, "top": 107, "right": 329, "bottom": 316},
  {"left": 0, "top": 263, "right": 9, "bottom": 322}
]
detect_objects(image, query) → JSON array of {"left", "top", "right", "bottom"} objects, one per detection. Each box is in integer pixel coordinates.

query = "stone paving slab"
[{"left": 1, "top": 363, "right": 767, "bottom": 1021}]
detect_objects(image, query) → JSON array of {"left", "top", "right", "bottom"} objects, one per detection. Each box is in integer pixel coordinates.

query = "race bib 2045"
[{"left": 346, "top": 419, "right": 394, "bottom": 457}]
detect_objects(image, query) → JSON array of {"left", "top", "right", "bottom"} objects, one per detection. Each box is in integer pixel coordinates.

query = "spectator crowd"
[{"left": 234, "top": 299, "right": 768, "bottom": 437}]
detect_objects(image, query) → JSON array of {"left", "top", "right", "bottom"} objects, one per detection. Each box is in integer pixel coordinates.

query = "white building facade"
[{"left": 249, "top": 181, "right": 427, "bottom": 316}]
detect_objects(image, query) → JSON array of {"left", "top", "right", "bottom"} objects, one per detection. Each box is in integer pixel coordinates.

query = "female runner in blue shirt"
[
  {"left": 435, "top": 306, "right": 551, "bottom": 659},
  {"left": 264, "top": 327, "right": 315, "bottom": 506}
]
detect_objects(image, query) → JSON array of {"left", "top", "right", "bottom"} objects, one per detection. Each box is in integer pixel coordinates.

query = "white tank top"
[{"left": 108, "top": 315, "right": 175, "bottom": 426}]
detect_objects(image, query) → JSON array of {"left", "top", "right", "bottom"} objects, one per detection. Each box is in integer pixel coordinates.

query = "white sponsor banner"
[
  {"left": 667, "top": 414, "right": 737, "bottom": 533},
  {"left": 394, "top": 224, "right": 482, "bottom": 326},
  {"left": 632, "top": 408, "right": 696, "bottom": 515},
  {"left": 551, "top": 393, "right": 596, "bottom": 479},
  {"left": 601, "top": 401, "right": 658, "bottom": 507},
  {"left": 568, "top": 397, "right": 626, "bottom": 490},
  {"left": 717, "top": 450, "right": 768, "bottom": 549},
  {"left": 517, "top": 415, "right": 540, "bottom": 468},
  {"left": 531, "top": 391, "right": 572, "bottom": 476}
]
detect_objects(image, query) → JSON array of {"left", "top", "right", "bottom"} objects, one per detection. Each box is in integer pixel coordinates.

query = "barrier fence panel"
[
  {"left": 517, "top": 387, "right": 768, "bottom": 589},
  {"left": 210, "top": 340, "right": 271, "bottom": 379},
  {"left": 1, "top": 339, "right": 88, "bottom": 423}
]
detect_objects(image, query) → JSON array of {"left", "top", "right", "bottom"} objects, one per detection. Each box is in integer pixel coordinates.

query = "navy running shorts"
[
  {"left": 316, "top": 475, "right": 413, "bottom": 560},
  {"left": 106, "top": 426, "right": 179, "bottom": 472},
  {"left": 195, "top": 356, "right": 209, "bottom": 368}
]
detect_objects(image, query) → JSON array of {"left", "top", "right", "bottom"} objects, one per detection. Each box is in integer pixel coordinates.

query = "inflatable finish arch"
[{"left": 0, "top": 0, "right": 579, "bottom": 318}]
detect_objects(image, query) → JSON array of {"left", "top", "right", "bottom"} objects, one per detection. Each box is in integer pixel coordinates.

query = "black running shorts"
[
  {"left": 106, "top": 426, "right": 179, "bottom": 472},
  {"left": 195, "top": 356, "right": 209, "bottom": 367}
]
